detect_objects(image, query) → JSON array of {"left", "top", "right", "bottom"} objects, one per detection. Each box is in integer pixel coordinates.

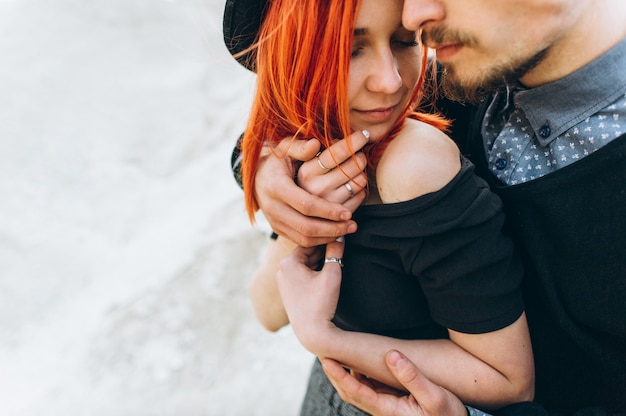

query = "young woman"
[{"left": 234, "top": 0, "right": 534, "bottom": 413}]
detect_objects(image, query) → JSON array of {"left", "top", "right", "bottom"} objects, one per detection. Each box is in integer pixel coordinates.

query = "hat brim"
[{"left": 223, "top": 0, "right": 269, "bottom": 72}]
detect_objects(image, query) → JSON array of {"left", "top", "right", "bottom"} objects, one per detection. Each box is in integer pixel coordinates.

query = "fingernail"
[
  {"left": 361, "top": 130, "right": 370, "bottom": 139},
  {"left": 336, "top": 236, "right": 344, "bottom": 243},
  {"left": 388, "top": 350, "right": 405, "bottom": 367}
]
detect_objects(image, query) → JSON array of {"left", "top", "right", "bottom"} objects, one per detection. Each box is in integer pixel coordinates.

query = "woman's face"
[{"left": 348, "top": 0, "right": 421, "bottom": 142}]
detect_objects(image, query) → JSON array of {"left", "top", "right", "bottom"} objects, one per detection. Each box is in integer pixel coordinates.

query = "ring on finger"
[
  {"left": 324, "top": 257, "right": 344, "bottom": 267},
  {"left": 316, "top": 151, "right": 331, "bottom": 171},
  {"left": 344, "top": 182, "right": 354, "bottom": 198}
]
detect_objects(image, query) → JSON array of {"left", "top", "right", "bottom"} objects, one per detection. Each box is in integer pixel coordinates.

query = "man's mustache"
[{"left": 421, "top": 26, "right": 476, "bottom": 49}]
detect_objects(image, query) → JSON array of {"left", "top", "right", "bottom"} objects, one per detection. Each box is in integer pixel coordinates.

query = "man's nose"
[{"left": 402, "top": 0, "right": 445, "bottom": 31}]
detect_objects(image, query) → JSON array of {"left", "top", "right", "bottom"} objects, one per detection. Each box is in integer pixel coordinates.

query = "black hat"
[{"left": 223, "top": 0, "right": 269, "bottom": 72}]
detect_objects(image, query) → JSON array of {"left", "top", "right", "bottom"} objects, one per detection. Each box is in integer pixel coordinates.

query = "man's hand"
[
  {"left": 254, "top": 131, "right": 369, "bottom": 247},
  {"left": 322, "top": 350, "right": 468, "bottom": 416}
]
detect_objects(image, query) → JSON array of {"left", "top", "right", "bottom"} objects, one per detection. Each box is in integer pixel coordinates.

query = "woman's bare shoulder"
[{"left": 376, "top": 118, "right": 461, "bottom": 204}]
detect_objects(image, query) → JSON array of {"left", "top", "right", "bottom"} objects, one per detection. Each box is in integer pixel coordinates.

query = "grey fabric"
[{"left": 300, "top": 359, "right": 370, "bottom": 416}]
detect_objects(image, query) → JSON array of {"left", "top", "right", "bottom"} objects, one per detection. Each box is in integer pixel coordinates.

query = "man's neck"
[{"left": 520, "top": 0, "right": 626, "bottom": 88}]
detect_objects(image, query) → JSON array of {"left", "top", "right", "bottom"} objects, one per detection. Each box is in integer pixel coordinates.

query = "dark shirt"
[
  {"left": 446, "top": 57, "right": 626, "bottom": 414},
  {"left": 335, "top": 157, "right": 524, "bottom": 339}
]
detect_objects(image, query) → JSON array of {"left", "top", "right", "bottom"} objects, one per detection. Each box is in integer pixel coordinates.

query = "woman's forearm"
[
  {"left": 297, "top": 314, "right": 534, "bottom": 410},
  {"left": 248, "top": 237, "right": 295, "bottom": 331}
]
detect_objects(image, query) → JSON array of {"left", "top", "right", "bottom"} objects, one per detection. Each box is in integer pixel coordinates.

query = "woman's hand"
[
  {"left": 254, "top": 131, "right": 369, "bottom": 247},
  {"left": 296, "top": 130, "right": 369, "bottom": 213},
  {"left": 276, "top": 239, "right": 345, "bottom": 351}
]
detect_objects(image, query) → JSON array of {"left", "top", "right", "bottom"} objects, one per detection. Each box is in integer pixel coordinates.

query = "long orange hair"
[{"left": 241, "top": 0, "right": 448, "bottom": 222}]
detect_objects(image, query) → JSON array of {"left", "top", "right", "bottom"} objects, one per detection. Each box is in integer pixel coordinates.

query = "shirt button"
[
  {"left": 539, "top": 124, "right": 551, "bottom": 138},
  {"left": 495, "top": 158, "right": 508, "bottom": 170}
]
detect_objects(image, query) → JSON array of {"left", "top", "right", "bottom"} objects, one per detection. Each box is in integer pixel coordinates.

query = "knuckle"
[
  {"left": 356, "top": 153, "right": 368, "bottom": 170},
  {"left": 299, "top": 236, "right": 317, "bottom": 248},
  {"left": 297, "top": 196, "right": 316, "bottom": 214},
  {"left": 297, "top": 162, "right": 314, "bottom": 179},
  {"left": 429, "top": 393, "right": 448, "bottom": 411},
  {"left": 305, "top": 182, "right": 327, "bottom": 197},
  {"left": 331, "top": 227, "right": 347, "bottom": 238},
  {"left": 298, "top": 220, "right": 316, "bottom": 237}
]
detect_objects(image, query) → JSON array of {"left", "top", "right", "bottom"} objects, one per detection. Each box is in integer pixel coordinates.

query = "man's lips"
[{"left": 430, "top": 43, "right": 462, "bottom": 61}]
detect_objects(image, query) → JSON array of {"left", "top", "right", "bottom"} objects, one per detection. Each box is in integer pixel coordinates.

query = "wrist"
[{"left": 294, "top": 320, "right": 341, "bottom": 356}]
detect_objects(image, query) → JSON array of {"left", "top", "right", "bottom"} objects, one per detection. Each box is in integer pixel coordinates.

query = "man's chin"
[
  {"left": 440, "top": 69, "right": 498, "bottom": 104},
  {"left": 439, "top": 46, "right": 549, "bottom": 103}
]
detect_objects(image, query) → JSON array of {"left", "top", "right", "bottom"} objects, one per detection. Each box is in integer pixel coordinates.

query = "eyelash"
[
  {"left": 394, "top": 40, "right": 419, "bottom": 48},
  {"left": 351, "top": 47, "right": 364, "bottom": 58},
  {"left": 351, "top": 39, "right": 418, "bottom": 58}
]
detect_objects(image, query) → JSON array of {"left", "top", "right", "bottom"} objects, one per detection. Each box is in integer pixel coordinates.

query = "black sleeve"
[
  {"left": 492, "top": 402, "right": 549, "bottom": 416},
  {"left": 230, "top": 132, "right": 244, "bottom": 189},
  {"left": 494, "top": 402, "right": 617, "bottom": 416}
]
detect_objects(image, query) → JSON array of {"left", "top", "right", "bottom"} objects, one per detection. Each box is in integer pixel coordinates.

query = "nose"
[
  {"left": 366, "top": 50, "right": 402, "bottom": 94},
  {"left": 402, "top": 0, "right": 445, "bottom": 31}
]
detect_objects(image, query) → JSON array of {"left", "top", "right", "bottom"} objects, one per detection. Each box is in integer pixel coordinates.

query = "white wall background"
[{"left": 0, "top": 0, "right": 312, "bottom": 414}]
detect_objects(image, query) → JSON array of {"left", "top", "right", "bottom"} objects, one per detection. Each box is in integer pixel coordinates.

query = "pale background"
[{"left": 0, "top": 0, "right": 313, "bottom": 414}]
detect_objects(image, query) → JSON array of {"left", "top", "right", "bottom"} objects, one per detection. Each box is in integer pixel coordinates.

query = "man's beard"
[
  {"left": 422, "top": 27, "right": 550, "bottom": 103},
  {"left": 440, "top": 48, "right": 549, "bottom": 103}
]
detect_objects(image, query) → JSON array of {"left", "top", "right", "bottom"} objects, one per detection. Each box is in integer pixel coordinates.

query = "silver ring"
[
  {"left": 316, "top": 152, "right": 331, "bottom": 171},
  {"left": 344, "top": 182, "right": 354, "bottom": 197},
  {"left": 324, "top": 257, "right": 344, "bottom": 267}
]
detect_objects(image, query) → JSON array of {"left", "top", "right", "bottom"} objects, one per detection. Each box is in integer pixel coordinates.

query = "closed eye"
[{"left": 393, "top": 40, "right": 418, "bottom": 48}]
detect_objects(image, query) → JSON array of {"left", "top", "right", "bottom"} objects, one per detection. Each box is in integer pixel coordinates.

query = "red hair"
[{"left": 241, "top": 0, "right": 448, "bottom": 222}]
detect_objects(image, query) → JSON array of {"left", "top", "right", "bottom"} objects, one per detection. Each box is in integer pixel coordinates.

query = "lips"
[
  {"left": 433, "top": 43, "right": 462, "bottom": 61},
  {"left": 424, "top": 37, "right": 463, "bottom": 61},
  {"left": 355, "top": 106, "right": 396, "bottom": 122}
]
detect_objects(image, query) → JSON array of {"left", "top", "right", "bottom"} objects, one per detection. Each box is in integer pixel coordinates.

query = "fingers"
[
  {"left": 255, "top": 153, "right": 357, "bottom": 247},
  {"left": 321, "top": 238, "right": 346, "bottom": 270},
  {"left": 385, "top": 351, "right": 428, "bottom": 394},
  {"left": 300, "top": 151, "right": 367, "bottom": 193},
  {"left": 308, "top": 129, "right": 369, "bottom": 169},
  {"left": 321, "top": 359, "right": 378, "bottom": 407},
  {"left": 343, "top": 189, "right": 367, "bottom": 213},
  {"left": 385, "top": 350, "right": 468, "bottom": 416},
  {"left": 324, "top": 239, "right": 345, "bottom": 262},
  {"left": 276, "top": 191, "right": 357, "bottom": 247},
  {"left": 322, "top": 358, "right": 412, "bottom": 416},
  {"left": 297, "top": 131, "right": 370, "bottom": 207},
  {"left": 255, "top": 133, "right": 367, "bottom": 247},
  {"left": 268, "top": 202, "right": 357, "bottom": 247},
  {"left": 323, "top": 350, "right": 467, "bottom": 416},
  {"left": 320, "top": 129, "right": 369, "bottom": 169},
  {"left": 280, "top": 137, "right": 322, "bottom": 162}
]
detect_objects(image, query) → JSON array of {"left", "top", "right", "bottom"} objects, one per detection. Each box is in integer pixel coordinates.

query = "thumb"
[{"left": 385, "top": 350, "right": 431, "bottom": 397}]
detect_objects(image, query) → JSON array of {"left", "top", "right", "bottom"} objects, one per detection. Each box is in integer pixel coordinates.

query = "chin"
[{"left": 366, "top": 126, "right": 390, "bottom": 143}]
